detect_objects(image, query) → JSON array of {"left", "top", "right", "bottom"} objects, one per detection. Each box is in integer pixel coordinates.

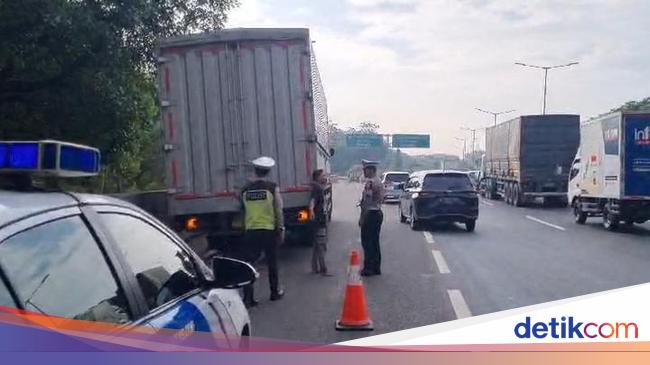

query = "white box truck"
[
  {"left": 155, "top": 28, "right": 333, "bottom": 245},
  {"left": 569, "top": 111, "right": 650, "bottom": 230}
]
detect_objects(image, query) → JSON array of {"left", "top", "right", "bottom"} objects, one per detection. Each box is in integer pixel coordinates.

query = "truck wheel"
[
  {"left": 487, "top": 180, "right": 496, "bottom": 200},
  {"left": 465, "top": 219, "right": 476, "bottom": 232},
  {"left": 573, "top": 201, "right": 587, "bottom": 224},
  {"left": 507, "top": 183, "right": 514, "bottom": 205},
  {"left": 504, "top": 183, "right": 511, "bottom": 205},
  {"left": 602, "top": 209, "right": 619, "bottom": 231},
  {"left": 513, "top": 184, "right": 524, "bottom": 207}
]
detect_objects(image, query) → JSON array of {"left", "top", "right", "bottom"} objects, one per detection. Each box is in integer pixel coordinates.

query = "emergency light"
[{"left": 0, "top": 140, "right": 100, "bottom": 177}]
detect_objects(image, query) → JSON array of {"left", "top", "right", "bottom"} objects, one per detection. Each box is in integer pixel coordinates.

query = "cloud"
[{"left": 228, "top": 0, "right": 650, "bottom": 154}]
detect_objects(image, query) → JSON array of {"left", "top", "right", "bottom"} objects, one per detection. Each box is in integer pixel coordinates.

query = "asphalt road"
[{"left": 247, "top": 181, "right": 650, "bottom": 344}]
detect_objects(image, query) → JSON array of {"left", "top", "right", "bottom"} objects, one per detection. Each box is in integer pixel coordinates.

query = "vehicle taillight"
[
  {"left": 185, "top": 217, "right": 200, "bottom": 231},
  {"left": 297, "top": 209, "right": 310, "bottom": 222}
]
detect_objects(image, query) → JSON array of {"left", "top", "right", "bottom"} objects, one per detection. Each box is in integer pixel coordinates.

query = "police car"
[{"left": 0, "top": 140, "right": 255, "bottom": 348}]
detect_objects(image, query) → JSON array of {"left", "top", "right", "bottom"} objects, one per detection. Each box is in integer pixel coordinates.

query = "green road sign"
[
  {"left": 346, "top": 134, "right": 384, "bottom": 148},
  {"left": 392, "top": 134, "right": 430, "bottom": 148}
]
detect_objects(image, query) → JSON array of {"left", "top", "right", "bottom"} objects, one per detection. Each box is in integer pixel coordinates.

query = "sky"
[{"left": 226, "top": 0, "right": 650, "bottom": 155}]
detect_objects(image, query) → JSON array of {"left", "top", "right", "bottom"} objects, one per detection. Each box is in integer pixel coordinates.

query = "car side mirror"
[
  {"left": 397, "top": 183, "right": 405, "bottom": 190},
  {"left": 329, "top": 148, "right": 336, "bottom": 156},
  {"left": 211, "top": 256, "right": 258, "bottom": 289}
]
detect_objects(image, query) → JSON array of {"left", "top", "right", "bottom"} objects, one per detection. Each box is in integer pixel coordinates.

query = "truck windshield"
[{"left": 423, "top": 174, "right": 474, "bottom": 191}]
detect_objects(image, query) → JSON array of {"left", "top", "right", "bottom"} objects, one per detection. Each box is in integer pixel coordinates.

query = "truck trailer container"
[
  {"left": 155, "top": 28, "right": 333, "bottom": 244},
  {"left": 569, "top": 111, "right": 650, "bottom": 230},
  {"left": 481, "top": 114, "right": 580, "bottom": 207}
]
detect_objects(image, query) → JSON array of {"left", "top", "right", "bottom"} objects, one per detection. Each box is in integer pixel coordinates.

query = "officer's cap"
[
  {"left": 361, "top": 159, "right": 379, "bottom": 167},
  {"left": 251, "top": 156, "right": 276, "bottom": 169}
]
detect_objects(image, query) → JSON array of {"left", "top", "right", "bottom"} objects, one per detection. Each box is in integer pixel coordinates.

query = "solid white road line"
[
  {"left": 525, "top": 215, "right": 567, "bottom": 231},
  {"left": 447, "top": 289, "right": 472, "bottom": 319},
  {"left": 423, "top": 231, "right": 435, "bottom": 244},
  {"left": 431, "top": 250, "right": 450, "bottom": 274}
]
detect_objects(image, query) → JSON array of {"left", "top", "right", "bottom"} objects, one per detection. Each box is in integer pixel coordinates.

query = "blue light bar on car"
[{"left": 0, "top": 140, "right": 100, "bottom": 177}]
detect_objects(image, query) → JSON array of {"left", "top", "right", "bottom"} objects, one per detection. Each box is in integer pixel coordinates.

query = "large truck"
[
  {"left": 568, "top": 111, "right": 650, "bottom": 230},
  {"left": 481, "top": 114, "right": 580, "bottom": 207},
  {"left": 154, "top": 28, "right": 333, "bottom": 245}
]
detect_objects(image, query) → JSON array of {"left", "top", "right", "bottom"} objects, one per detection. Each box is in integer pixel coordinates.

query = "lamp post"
[
  {"left": 514, "top": 61, "right": 579, "bottom": 114},
  {"left": 475, "top": 108, "right": 516, "bottom": 126},
  {"left": 461, "top": 126, "right": 478, "bottom": 156},
  {"left": 454, "top": 137, "right": 466, "bottom": 160}
]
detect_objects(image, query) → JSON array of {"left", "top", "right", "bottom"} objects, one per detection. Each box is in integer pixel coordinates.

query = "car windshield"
[
  {"left": 385, "top": 174, "right": 409, "bottom": 183},
  {"left": 423, "top": 173, "right": 474, "bottom": 191}
]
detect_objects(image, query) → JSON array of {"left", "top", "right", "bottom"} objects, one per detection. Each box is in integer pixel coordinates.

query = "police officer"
[
  {"left": 240, "top": 156, "right": 285, "bottom": 306},
  {"left": 358, "top": 159, "right": 384, "bottom": 276}
]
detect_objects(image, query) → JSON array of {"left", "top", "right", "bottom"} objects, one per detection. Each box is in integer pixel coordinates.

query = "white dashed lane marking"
[
  {"left": 423, "top": 231, "right": 435, "bottom": 244},
  {"left": 431, "top": 250, "right": 450, "bottom": 274},
  {"left": 447, "top": 289, "right": 472, "bottom": 319},
  {"left": 480, "top": 199, "right": 494, "bottom": 206},
  {"left": 525, "top": 215, "right": 566, "bottom": 231}
]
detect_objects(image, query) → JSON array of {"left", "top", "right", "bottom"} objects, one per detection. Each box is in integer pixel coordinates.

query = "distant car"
[
  {"left": 398, "top": 170, "right": 479, "bottom": 231},
  {"left": 381, "top": 171, "right": 410, "bottom": 203}
]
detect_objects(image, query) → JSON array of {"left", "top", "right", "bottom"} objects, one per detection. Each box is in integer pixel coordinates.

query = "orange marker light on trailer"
[
  {"left": 297, "top": 209, "right": 310, "bottom": 222},
  {"left": 186, "top": 217, "right": 200, "bottom": 231}
]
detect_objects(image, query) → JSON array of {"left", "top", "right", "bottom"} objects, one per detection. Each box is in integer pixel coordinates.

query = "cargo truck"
[
  {"left": 154, "top": 28, "right": 333, "bottom": 246},
  {"left": 568, "top": 111, "right": 650, "bottom": 230},
  {"left": 481, "top": 114, "right": 580, "bottom": 207}
]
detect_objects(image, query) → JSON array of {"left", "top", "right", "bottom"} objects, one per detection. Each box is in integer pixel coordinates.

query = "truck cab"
[{"left": 567, "top": 151, "right": 582, "bottom": 206}]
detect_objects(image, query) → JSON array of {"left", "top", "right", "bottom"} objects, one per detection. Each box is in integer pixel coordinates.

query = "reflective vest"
[{"left": 242, "top": 180, "right": 277, "bottom": 231}]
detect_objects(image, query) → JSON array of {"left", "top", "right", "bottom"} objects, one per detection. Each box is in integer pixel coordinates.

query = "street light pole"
[
  {"left": 454, "top": 137, "right": 466, "bottom": 160},
  {"left": 515, "top": 61, "right": 579, "bottom": 114},
  {"left": 475, "top": 108, "right": 516, "bottom": 127}
]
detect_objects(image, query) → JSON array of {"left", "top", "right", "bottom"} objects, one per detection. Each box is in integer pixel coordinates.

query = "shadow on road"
[{"left": 582, "top": 222, "right": 650, "bottom": 238}]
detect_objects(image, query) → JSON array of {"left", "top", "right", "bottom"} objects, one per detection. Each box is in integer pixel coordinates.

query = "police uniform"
[
  {"left": 241, "top": 157, "right": 285, "bottom": 305},
  {"left": 359, "top": 160, "right": 384, "bottom": 276}
]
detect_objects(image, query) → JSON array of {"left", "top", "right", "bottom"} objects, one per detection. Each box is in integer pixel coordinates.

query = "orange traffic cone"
[{"left": 336, "top": 250, "right": 373, "bottom": 331}]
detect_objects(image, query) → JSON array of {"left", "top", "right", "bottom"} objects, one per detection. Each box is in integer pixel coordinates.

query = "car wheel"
[
  {"left": 465, "top": 219, "right": 476, "bottom": 232},
  {"left": 399, "top": 205, "right": 407, "bottom": 223},
  {"left": 573, "top": 201, "right": 587, "bottom": 224},
  {"left": 409, "top": 208, "right": 420, "bottom": 231}
]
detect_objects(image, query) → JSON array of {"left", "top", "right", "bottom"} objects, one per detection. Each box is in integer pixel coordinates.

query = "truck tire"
[
  {"left": 573, "top": 200, "right": 587, "bottom": 224},
  {"left": 513, "top": 184, "right": 524, "bottom": 207},
  {"left": 506, "top": 183, "right": 514, "bottom": 205},
  {"left": 504, "top": 183, "right": 511, "bottom": 205},
  {"left": 602, "top": 207, "right": 619, "bottom": 231},
  {"left": 487, "top": 179, "right": 496, "bottom": 200}
]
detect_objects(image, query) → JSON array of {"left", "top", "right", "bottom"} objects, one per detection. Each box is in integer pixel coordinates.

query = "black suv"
[{"left": 398, "top": 171, "right": 479, "bottom": 231}]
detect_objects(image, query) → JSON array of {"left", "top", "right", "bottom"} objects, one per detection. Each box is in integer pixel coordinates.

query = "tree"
[
  {"left": 0, "top": 0, "right": 238, "bottom": 192},
  {"left": 612, "top": 96, "right": 650, "bottom": 112}
]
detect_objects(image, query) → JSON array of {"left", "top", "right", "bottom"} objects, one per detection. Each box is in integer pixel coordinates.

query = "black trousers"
[
  {"left": 242, "top": 229, "right": 279, "bottom": 300},
  {"left": 361, "top": 210, "right": 383, "bottom": 273}
]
